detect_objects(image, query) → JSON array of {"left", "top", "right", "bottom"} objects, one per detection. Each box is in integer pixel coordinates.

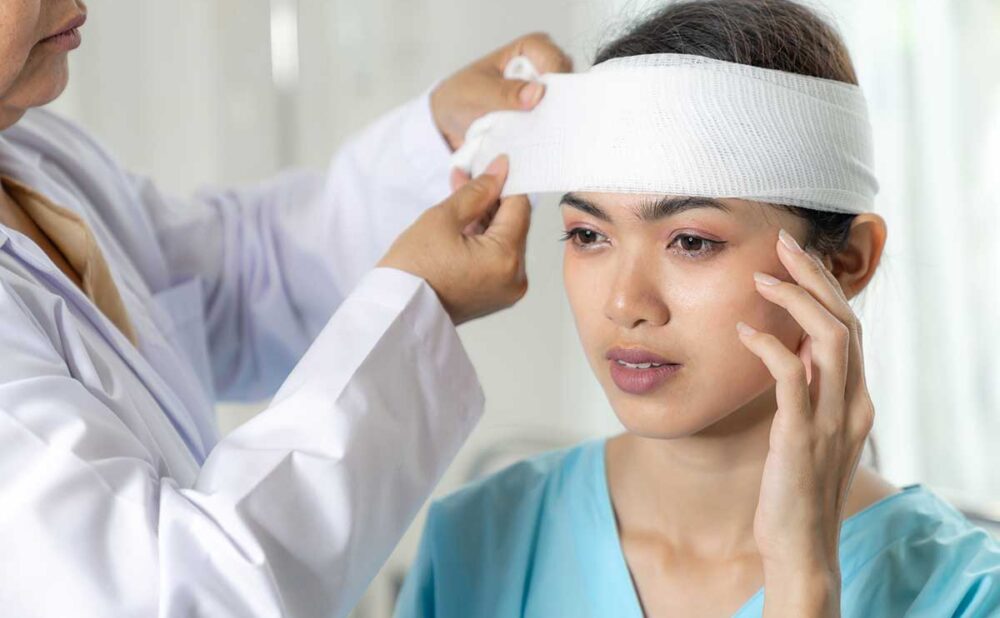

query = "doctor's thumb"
[
  {"left": 449, "top": 155, "right": 509, "bottom": 228},
  {"left": 485, "top": 195, "right": 532, "bottom": 251}
]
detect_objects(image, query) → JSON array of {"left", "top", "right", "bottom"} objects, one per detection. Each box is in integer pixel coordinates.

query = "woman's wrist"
[{"left": 762, "top": 568, "right": 841, "bottom": 618}]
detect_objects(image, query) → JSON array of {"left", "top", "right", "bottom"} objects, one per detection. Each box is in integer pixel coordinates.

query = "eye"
[
  {"left": 678, "top": 235, "right": 707, "bottom": 251},
  {"left": 669, "top": 234, "right": 724, "bottom": 258},
  {"left": 560, "top": 227, "right": 609, "bottom": 249}
]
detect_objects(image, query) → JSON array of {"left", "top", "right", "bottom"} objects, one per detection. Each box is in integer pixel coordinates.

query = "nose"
[{"left": 603, "top": 255, "right": 670, "bottom": 329}]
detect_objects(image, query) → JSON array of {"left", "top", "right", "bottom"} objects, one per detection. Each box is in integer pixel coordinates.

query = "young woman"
[{"left": 394, "top": 1, "right": 1000, "bottom": 616}]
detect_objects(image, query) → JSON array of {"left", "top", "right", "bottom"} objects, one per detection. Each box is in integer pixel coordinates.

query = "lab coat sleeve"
[
  {"left": 133, "top": 92, "right": 453, "bottom": 402},
  {"left": 0, "top": 267, "right": 483, "bottom": 618}
]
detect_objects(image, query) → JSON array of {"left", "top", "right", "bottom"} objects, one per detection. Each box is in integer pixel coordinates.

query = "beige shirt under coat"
[{"left": 1, "top": 176, "right": 137, "bottom": 345}]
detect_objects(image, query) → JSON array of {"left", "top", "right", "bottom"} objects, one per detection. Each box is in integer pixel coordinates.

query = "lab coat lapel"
[{"left": 0, "top": 138, "right": 210, "bottom": 465}]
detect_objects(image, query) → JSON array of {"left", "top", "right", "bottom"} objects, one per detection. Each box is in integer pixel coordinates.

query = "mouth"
[
  {"left": 40, "top": 12, "right": 87, "bottom": 49},
  {"left": 605, "top": 346, "right": 682, "bottom": 395}
]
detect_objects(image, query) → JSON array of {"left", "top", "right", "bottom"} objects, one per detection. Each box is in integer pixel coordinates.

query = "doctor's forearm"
[
  {"left": 158, "top": 91, "right": 453, "bottom": 402},
  {"left": 197, "top": 268, "right": 483, "bottom": 616}
]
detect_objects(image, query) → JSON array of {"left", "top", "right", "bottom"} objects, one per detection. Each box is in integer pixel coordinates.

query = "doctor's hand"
[
  {"left": 378, "top": 155, "right": 530, "bottom": 325},
  {"left": 738, "top": 230, "right": 876, "bottom": 618},
  {"left": 431, "top": 32, "right": 573, "bottom": 151}
]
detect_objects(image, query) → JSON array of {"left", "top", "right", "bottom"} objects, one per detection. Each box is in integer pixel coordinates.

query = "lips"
[
  {"left": 45, "top": 12, "right": 87, "bottom": 41},
  {"left": 605, "top": 346, "right": 682, "bottom": 395},
  {"left": 606, "top": 347, "right": 675, "bottom": 366}
]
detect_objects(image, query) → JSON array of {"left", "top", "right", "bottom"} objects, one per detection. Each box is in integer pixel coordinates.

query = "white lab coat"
[{"left": 0, "top": 93, "right": 483, "bottom": 617}]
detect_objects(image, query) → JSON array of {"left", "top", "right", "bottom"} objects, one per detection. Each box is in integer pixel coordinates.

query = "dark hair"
[{"left": 596, "top": 0, "right": 858, "bottom": 256}]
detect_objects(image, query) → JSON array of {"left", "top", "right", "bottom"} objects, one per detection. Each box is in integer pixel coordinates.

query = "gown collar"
[{"left": 575, "top": 438, "right": 929, "bottom": 617}]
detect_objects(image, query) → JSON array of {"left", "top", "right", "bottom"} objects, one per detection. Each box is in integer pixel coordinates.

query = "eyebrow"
[{"left": 559, "top": 192, "right": 731, "bottom": 222}]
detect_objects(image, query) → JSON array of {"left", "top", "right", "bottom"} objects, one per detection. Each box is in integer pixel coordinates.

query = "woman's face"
[
  {"left": 562, "top": 192, "right": 812, "bottom": 439},
  {"left": 0, "top": 0, "right": 86, "bottom": 128}
]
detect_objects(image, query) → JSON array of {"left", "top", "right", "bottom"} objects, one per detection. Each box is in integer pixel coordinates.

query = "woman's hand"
[
  {"left": 736, "top": 229, "right": 876, "bottom": 618},
  {"left": 430, "top": 33, "right": 573, "bottom": 151}
]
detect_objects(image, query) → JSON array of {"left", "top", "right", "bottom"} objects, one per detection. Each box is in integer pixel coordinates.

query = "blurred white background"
[{"left": 46, "top": 0, "right": 1000, "bottom": 615}]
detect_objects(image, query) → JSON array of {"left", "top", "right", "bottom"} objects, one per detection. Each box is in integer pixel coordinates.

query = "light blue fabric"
[{"left": 396, "top": 439, "right": 1000, "bottom": 617}]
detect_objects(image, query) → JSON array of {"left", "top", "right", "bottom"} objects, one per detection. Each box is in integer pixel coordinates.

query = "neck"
[
  {"left": 607, "top": 388, "right": 778, "bottom": 559},
  {"left": 0, "top": 95, "right": 29, "bottom": 131}
]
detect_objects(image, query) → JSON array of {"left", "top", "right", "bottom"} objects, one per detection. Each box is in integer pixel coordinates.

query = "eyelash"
[{"left": 559, "top": 228, "right": 725, "bottom": 259}]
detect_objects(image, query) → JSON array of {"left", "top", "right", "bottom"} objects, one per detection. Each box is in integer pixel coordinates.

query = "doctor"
[{"left": 0, "top": 1, "right": 571, "bottom": 616}]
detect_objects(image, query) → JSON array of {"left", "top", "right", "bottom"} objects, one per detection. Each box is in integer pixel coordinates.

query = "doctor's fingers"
[
  {"left": 450, "top": 167, "right": 472, "bottom": 192},
  {"left": 477, "top": 197, "right": 530, "bottom": 310},
  {"left": 446, "top": 156, "right": 508, "bottom": 228},
  {"left": 488, "top": 34, "right": 573, "bottom": 111},
  {"left": 498, "top": 78, "right": 547, "bottom": 111},
  {"left": 485, "top": 195, "right": 532, "bottom": 253},
  {"left": 490, "top": 32, "right": 574, "bottom": 76}
]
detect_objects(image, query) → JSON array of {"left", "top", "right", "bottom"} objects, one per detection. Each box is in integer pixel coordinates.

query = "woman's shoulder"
[
  {"left": 846, "top": 483, "right": 1000, "bottom": 547},
  {"left": 842, "top": 484, "right": 1000, "bottom": 615},
  {"left": 396, "top": 442, "right": 609, "bottom": 617},
  {"left": 426, "top": 439, "right": 604, "bottom": 540}
]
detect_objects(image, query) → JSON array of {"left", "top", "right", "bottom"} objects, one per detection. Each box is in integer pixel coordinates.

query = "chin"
[
  {"left": 603, "top": 377, "right": 778, "bottom": 440},
  {"left": 38, "top": 62, "right": 71, "bottom": 105},
  {"left": 10, "top": 59, "right": 71, "bottom": 111},
  {"left": 606, "top": 393, "right": 727, "bottom": 439}
]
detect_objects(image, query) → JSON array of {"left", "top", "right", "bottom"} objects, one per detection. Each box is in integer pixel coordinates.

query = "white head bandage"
[{"left": 452, "top": 54, "right": 878, "bottom": 214}]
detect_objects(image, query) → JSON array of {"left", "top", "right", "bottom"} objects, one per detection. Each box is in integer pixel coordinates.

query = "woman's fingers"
[
  {"left": 776, "top": 229, "right": 853, "bottom": 322},
  {"left": 736, "top": 322, "right": 812, "bottom": 427},
  {"left": 774, "top": 229, "right": 866, "bottom": 415},
  {"left": 752, "top": 272, "right": 850, "bottom": 413}
]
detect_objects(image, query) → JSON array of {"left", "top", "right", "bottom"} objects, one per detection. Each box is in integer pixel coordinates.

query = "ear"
[{"left": 823, "top": 214, "right": 887, "bottom": 300}]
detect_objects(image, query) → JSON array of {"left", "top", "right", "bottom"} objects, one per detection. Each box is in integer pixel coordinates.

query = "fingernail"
[
  {"left": 449, "top": 167, "right": 470, "bottom": 191},
  {"left": 736, "top": 321, "right": 757, "bottom": 337},
  {"left": 753, "top": 271, "right": 781, "bottom": 286},
  {"left": 778, "top": 229, "right": 804, "bottom": 254},
  {"left": 484, "top": 155, "right": 508, "bottom": 176},
  {"left": 519, "top": 82, "right": 544, "bottom": 107}
]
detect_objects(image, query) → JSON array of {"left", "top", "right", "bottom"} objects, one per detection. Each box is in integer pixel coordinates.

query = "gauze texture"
[{"left": 452, "top": 54, "right": 878, "bottom": 214}]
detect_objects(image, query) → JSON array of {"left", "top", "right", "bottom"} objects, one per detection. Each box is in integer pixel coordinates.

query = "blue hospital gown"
[{"left": 395, "top": 439, "right": 1000, "bottom": 617}]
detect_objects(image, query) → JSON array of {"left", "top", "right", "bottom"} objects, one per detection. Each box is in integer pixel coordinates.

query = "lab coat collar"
[
  {"left": 0, "top": 132, "right": 209, "bottom": 465},
  {"left": 0, "top": 130, "right": 43, "bottom": 167},
  {"left": 0, "top": 232, "right": 208, "bottom": 467}
]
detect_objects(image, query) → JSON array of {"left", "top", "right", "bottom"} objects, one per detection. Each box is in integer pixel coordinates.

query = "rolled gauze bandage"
[{"left": 451, "top": 54, "right": 878, "bottom": 214}]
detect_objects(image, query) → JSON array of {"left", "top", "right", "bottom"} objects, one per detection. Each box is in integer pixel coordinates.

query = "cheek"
[
  {"left": 0, "top": 2, "right": 53, "bottom": 99},
  {"left": 670, "top": 253, "right": 801, "bottom": 344},
  {"left": 702, "top": 280, "right": 796, "bottom": 339},
  {"left": 668, "top": 257, "right": 803, "bottom": 410},
  {"left": 563, "top": 250, "right": 599, "bottom": 331},
  {"left": 563, "top": 249, "right": 617, "bottom": 362}
]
